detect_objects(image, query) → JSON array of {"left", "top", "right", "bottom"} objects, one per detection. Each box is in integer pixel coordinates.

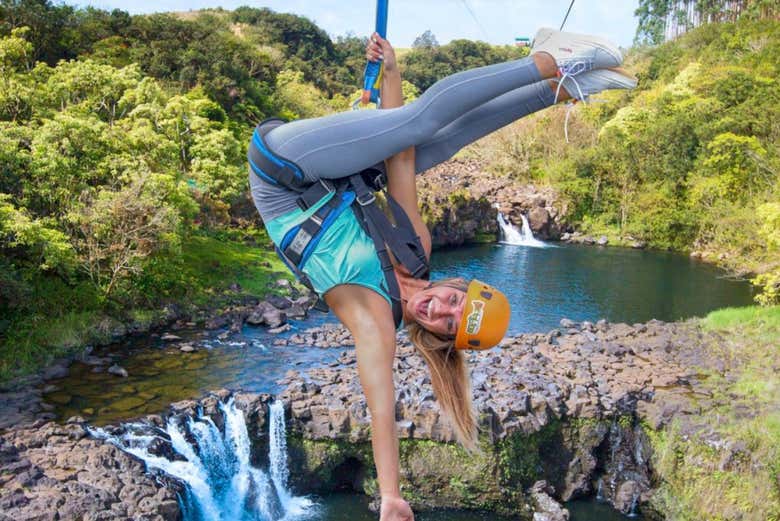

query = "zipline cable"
[
  {"left": 458, "top": 0, "right": 491, "bottom": 41},
  {"left": 559, "top": 0, "right": 576, "bottom": 31}
]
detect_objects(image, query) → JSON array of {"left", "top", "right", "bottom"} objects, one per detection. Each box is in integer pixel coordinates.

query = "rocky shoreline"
[{"left": 0, "top": 316, "right": 732, "bottom": 520}]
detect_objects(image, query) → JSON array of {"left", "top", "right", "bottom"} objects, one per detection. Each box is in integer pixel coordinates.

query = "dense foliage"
[
  {"left": 0, "top": 3, "right": 523, "bottom": 379},
  {"left": 401, "top": 38, "right": 528, "bottom": 93},
  {"left": 477, "top": 19, "right": 779, "bottom": 302},
  {"left": 635, "top": 0, "right": 779, "bottom": 44},
  {"left": 1, "top": 0, "right": 777, "bottom": 381}
]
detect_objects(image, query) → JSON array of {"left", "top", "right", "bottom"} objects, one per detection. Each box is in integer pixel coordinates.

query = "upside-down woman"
[{"left": 248, "top": 28, "right": 636, "bottom": 521}]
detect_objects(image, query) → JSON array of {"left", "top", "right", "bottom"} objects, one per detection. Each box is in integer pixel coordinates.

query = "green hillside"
[
  {"left": 0, "top": 1, "right": 777, "bottom": 383},
  {"left": 475, "top": 18, "right": 779, "bottom": 301},
  {"left": 0, "top": 2, "right": 525, "bottom": 381}
]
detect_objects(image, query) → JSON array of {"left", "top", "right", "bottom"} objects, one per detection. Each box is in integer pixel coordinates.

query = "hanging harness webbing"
[{"left": 248, "top": 118, "right": 429, "bottom": 328}]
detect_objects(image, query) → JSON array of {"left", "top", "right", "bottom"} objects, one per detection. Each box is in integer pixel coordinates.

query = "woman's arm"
[
  {"left": 326, "top": 284, "right": 414, "bottom": 520},
  {"left": 367, "top": 34, "right": 432, "bottom": 258}
]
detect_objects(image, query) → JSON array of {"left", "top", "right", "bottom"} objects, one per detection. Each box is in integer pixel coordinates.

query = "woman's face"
[{"left": 406, "top": 285, "right": 466, "bottom": 337}]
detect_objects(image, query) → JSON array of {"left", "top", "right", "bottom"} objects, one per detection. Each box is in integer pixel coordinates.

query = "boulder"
[
  {"left": 107, "top": 365, "right": 129, "bottom": 378},
  {"left": 528, "top": 207, "right": 553, "bottom": 239},
  {"left": 529, "top": 481, "right": 570, "bottom": 521}
]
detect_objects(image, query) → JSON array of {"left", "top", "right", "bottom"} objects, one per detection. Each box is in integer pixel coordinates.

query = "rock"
[
  {"left": 160, "top": 333, "right": 182, "bottom": 342},
  {"left": 42, "top": 361, "right": 70, "bottom": 380},
  {"left": 268, "top": 324, "right": 292, "bottom": 335},
  {"left": 597, "top": 235, "right": 608, "bottom": 246},
  {"left": 613, "top": 480, "right": 641, "bottom": 514},
  {"left": 262, "top": 308, "right": 287, "bottom": 329},
  {"left": 0, "top": 422, "right": 181, "bottom": 520},
  {"left": 529, "top": 481, "right": 569, "bottom": 521},
  {"left": 559, "top": 318, "right": 576, "bottom": 329},
  {"left": 275, "top": 278, "right": 292, "bottom": 288},
  {"left": 107, "top": 365, "right": 128, "bottom": 378},
  {"left": 266, "top": 295, "right": 292, "bottom": 310},
  {"left": 632, "top": 241, "right": 647, "bottom": 249},
  {"left": 179, "top": 344, "right": 195, "bottom": 353},
  {"left": 527, "top": 207, "right": 552, "bottom": 239},
  {"left": 204, "top": 314, "right": 230, "bottom": 330},
  {"left": 287, "top": 304, "right": 307, "bottom": 320}
]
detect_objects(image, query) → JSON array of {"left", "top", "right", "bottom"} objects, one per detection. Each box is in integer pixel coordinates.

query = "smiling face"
[{"left": 406, "top": 284, "right": 467, "bottom": 338}]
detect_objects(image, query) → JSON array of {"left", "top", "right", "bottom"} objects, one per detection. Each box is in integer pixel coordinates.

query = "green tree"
[{"left": 412, "top": 29, "right": 439, "bottom": 49}]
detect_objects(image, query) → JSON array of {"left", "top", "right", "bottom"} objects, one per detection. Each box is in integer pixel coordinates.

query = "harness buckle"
[
  {"left": 373, "top": 172, "right": 387, "bottom": 190},
  {"left": 356, "top": 192, "right": 376, "bottom": 206},
  {"left": 288, "top": 229, "right": 312, "bottom": 257}
]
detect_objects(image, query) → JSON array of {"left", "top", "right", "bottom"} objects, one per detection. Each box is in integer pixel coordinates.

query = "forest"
[{"left": 0, "top": 0, "right": 778, "bottom": 380}]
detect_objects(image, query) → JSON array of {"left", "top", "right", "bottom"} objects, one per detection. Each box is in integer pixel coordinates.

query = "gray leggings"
[{"left": 252, "top": 55, "right": 556, "bottom": 222}]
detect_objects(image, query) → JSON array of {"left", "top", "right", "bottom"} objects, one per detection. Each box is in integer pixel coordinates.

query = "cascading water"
[
  {"left": 496, "top": 211, "right": 549, "bottom": 248},
  {"left": 91, "top": 398, "right": 314, "bottom": 520}
]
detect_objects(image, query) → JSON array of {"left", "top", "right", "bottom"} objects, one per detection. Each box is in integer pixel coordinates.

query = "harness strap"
[
  {"left": 248, "top": 119, "right": 430, "bottom": 328},
  {"left": 349, "top": 174, "right": 429, "bottom": 279},
  {"left": 249, "top": 118, "right": 310, "bottom": 192}
]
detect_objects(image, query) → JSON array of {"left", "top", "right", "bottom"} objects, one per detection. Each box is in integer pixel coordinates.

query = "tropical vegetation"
[{"left": 0, "top": 0, "right": 777, "bottom": 381}]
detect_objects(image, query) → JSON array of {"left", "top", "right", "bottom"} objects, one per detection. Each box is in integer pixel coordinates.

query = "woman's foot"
[
  {"left": 531, "top": 27, "right": 623, "bottom": 75},
  {"left": 551, "top": 67, "right": 638, "bottom": 102}
]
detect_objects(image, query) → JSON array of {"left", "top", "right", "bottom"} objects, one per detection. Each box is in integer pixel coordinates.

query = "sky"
[{"left": 74, "top": 0, "right": 640, "bottom": 48}]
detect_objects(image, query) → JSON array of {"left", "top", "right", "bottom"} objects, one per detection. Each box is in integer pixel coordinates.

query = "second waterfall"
[{"left": 92, "top": 399, "right": 314, "bottom": 521}]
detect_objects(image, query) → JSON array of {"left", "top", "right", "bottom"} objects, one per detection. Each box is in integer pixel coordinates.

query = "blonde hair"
[{"left": 406, "top": 277, "right": 481, "bottom": 453}]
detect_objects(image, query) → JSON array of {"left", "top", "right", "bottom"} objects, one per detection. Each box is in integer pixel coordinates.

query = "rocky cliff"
[
  {"left": 0, "top": 317, "right": 723, "bottom": 520},
  {"left": 418, "top": 158, "right": 569, "bottom": 246}
]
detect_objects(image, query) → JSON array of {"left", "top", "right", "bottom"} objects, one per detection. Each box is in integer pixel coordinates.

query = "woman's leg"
[
  {"left": 264, "top": 54, "right": 558, "bottom": 181},
  {"left": 413, "top": 79, "right": 559, "bottom": 173}
]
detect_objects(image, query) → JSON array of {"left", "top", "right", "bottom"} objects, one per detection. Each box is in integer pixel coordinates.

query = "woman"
[{"left": 249, "top": 28, "right": 635, "bottom": 520}]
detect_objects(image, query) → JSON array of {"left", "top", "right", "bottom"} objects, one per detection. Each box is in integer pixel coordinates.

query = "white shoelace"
[
  {"left": 552, "top": 61, "right": 588, "bottom": 144},
  {"left": 551, "top": 61, "right": 607, "bottom": 143}
]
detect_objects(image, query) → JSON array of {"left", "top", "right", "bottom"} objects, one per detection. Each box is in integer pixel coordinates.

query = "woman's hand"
[
  {"left": 366, "top": 32, "right": 398, "bottom": 73},
  {"left": 380, "top": 496, "right": 414, "bottom": 521}
]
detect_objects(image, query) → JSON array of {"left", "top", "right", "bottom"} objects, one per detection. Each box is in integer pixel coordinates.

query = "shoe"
[
  {"left": 531, "top": 27, "right": 623, "bottom": 75},
  {"left": 554, "top": 68, "right": 637, "bottom": 144},
  {"left": 554, "top": 67, "right": 638, "bottom": 102}
]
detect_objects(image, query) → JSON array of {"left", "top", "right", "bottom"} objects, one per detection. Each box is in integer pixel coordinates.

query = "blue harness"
[{"left": 248, "top": 118, "right": 429, "bottom": 327}]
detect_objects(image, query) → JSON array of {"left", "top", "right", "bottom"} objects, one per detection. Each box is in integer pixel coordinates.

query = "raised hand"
[{"left": 366, "top": 32, "right": 398, "bottom": 73}]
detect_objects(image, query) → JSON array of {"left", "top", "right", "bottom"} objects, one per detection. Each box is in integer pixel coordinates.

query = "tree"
[
  {"left": 67, "top": 173, "right": 179, "bottom": 298},
  {"left": 412, "top": 29, "right": 439, "bottom": 49}
]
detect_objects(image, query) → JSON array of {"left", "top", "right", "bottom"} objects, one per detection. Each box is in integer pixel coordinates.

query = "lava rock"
[{"left": 107, "top": 365, "right": 129, "bottom": 378}]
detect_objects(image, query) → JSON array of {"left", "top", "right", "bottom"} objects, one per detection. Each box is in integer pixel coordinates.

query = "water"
[
  {"left": 92, "top": 398, "right": 315, "bottom": 521},
  {"left": 497, "top": 212, "right": 549, "bottom": 248},
  {"left": 94, "top": 396, "right": 637, "bottom": 521},
  {"left": 312, "top": 495, "right": 636, "bottom": 520},
  {"left": 45, "top": 318, "right": 344, "bottom": 425},
  {"left": 430, "top": 243, "right": 753, "bottom": 334},
  {"left": 44, "top": 242, "right": 752, "bottom": 424}
]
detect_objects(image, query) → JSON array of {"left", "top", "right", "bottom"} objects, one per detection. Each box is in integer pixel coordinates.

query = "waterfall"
[
  {"left": 269, "top": 401, "right": 290, "bottom": 503},
  {"left": 627, "top": 490, "right": 640, "bottom": 518},
  {"left": 496, "top": 211, "right": 549, "bottom": 248},
  {"left": 91, "top": 398, "right": 314, "bottom": 521}
]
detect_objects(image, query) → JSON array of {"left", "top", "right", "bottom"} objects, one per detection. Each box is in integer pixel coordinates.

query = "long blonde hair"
[{"left": 406, "top": 277, "right": 481, "bottom": 453}]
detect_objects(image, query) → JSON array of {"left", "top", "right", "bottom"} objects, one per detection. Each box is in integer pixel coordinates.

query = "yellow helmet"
[{"left": 454, "top": 279, "right": 511, "bottom": 350}]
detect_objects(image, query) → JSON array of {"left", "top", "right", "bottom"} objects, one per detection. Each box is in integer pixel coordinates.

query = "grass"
[
  {"left": 0, "top": 230, "right": 289, "bottom": 385},
  {"left": 702, "top": 305, "right": 780, "bottom": 331},
  {"left": 646, "top": 305, "right": 780, "bottom": 520},
  {"left": 178, "top": 231, "right": 290, "bottom": 304}
]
